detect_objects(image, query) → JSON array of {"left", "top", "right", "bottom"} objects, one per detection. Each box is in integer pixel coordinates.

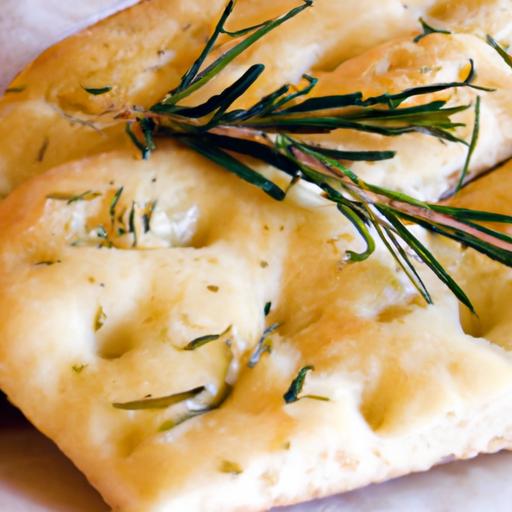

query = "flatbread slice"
[
  {"left": 0, "top": 0, "right": 503, "bottom": 196},
  {"left": 0, "top": 142, "right": 512, "bottom": 511},
  {"left": 0, "top": 0, "right": 428, "bottom": 195}
]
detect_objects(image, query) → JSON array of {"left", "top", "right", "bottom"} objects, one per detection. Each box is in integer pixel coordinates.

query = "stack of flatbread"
[{"left": 1, "top": 1, "right": 512, "bottom": 510}]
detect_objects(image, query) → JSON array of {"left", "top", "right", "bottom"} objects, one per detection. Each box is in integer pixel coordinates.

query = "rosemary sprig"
[{"left": 118, "top": 1, "right": 512, "bottom": 312}]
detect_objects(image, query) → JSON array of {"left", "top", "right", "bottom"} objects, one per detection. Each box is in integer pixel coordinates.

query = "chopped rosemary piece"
[
  {"left": 36, "top": 137, "right": 49, "bottom": 162},
  {"left": 302, "top": 394, "right": 330, "bottom": 401},
  {"left": 94, "top": 306, "right": 106, "bottom": 331},
  {"left": 82, "top": 85, "right": 112, "bottom": 95},
  {"left": 183, "top": 325, "right": 231, "bottom": 351},
  {"left": 5, "top": 86, "right": 26, "bottom": 93},
  {"left": 128, "top": 201, "right": 138, "bottom": 247},
  {"left": 109, "top": 187, "right": 124, "bottom": 226},
  {"left": 113, "top": 385, "right": 205, "bottom": 410},
  {"left": 68, "top": 191, "right": 101, "bottom": 203},
  {"left": 47, "top": 190, "right": 101, "bottom": 204},
  {"left": 456, "top": 96, "right": 480, "bottom": 191},
  {"left": 158, "top": 382, "right": 233, "bottom": 431},
  {"left": 126, "top": 123, "right": 151, "bottom": 160},
  {"left": 114, "top": 2, "right": 512, "bottom": 313},
  {"left": 283, "top": 365, "right": 314, "bottom": 404},
  {"left": 219, "top": 460, "right": 243, "bottom": 475},
  {"left": 414, "top": 18, "right": 451, "bottom": 43},
  {"left": 142, "top": 200, "right": 157, "bottom": 233},
  {"left": 72, "top": 364, "right": 87, "bottom": 374},
  {"left": 487, "top": 35, "right": 512, "bottom": 69},
  {"left": 264, "top": 301, "right": 272, "bottom": 316},
  {"left": 95, "top": 225, "right": 108, "bottom": 240},
  {"left": 248, "top": 322, "right": 279, "bottom": 368},
  {"left": 34, "top": 259, "right": 61, "bottom": 266}
]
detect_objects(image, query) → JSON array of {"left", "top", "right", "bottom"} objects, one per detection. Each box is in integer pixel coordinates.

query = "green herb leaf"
[
  {"left": 113, "top": 385, "right": 205, "bottom": 410},
  {"left": 183, "top": 325, "right": 232, "bottom": 351},
  {"left": 109, "top": 187, "right": 124, "bottom": 226},
  {"left": 83, "top": 86, "right": 112, "bottom": 95},
  {"left": 160, "top": 64, "right": 265, "bottom": 119},
  {"left": 94, "top": 306, "right": 107, "bottom": 331},
  {"left": 337, "top": 203, "right": 375, "bottom": 262},
  {"left": 95, "top": 225, "right": 108, "bottom": 240},
  {"left": 142, "top": 200, "right": 157, "bottom": 233},
  {"left": 126, "top": 123, "right": 151, "bottom": 160},
  {"left": 486, "top": 35, "right": 512, "bottom": 69},
  {"left": 180, "top": 137, "right": 286, "bottom": 200},
  {"left": 248, "top": 322, "right": 279, "bottom": 368},
  {"left": 4, "top": 86, "right": 26, "bottom": 93},
  {"left": 35, "top": 260, "right": 61, "bottom": 266},
  {"left": 378, "top": 205, "right": 475, "bottom": 313},
  {"left": 72, "top": 364, "right": 87, "bottom": 374},
  {"left": 128, "top": 201, "right": 138, "bottom": 247},
  {"left": 264, "top": 301, "right": 272, "bottom": 316},
  {"left": 158, "top": 383, "right": 233, "bottom": 431},
  {"left": 456, "top": 96, "right": 480, "bottom": 191},
  {"left": 46, "top": 190, "right": 101, "bottom": 204},
  {"left": 283, "top": 365, "right": 314, "bottom": 404},
  {"left": 161, "top": 0, "right": 312, "bottom": 106},
  {"left": 413, "top": 17, "right": 451, "bottom": 43},
  {"left": 302, "top": 394, "right": 330, "bottom": 401},
  {"left": 299, "top": 143, "right": 395, "bottom": 162}
]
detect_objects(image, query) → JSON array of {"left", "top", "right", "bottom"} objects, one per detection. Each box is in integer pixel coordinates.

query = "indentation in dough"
[
  {"left": 377, "top": 296, "right": 425, "bottom": 323},
  {"left": 459, "top": 302, "right": 484, "bottom": 338},
  {"left": 360, "top": 365, "right": 407, "bottom": 432},
  {"left": 96, "top": 321, "right": 137, "bottom": 359},
  {"left": 47, "top": 189, "right": 202, "bottom": 250},
  {"left": 457, "top": 262, "right": 512, "bottom": 351}
]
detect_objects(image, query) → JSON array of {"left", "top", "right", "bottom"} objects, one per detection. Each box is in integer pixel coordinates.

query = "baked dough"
[
  {"left": 1, "top": 1, "right": 512, "bottom": 511},
  {"left": 310, "top": 32, "right": 512, "bottom": 199},
  {"left": 1, "top": 0, "right": 506, "bottom": 196},
  {"left": 427, "top": 0, "right": 512, "bottom": 47},
  {"left": 1, "top": 143, "right": 512, "bottom": 511}
]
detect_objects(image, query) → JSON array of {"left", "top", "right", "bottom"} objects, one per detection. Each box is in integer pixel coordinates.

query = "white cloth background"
[
  {"left": 0, "top": 0, "right": 137, "bottom": 91},
  {"left": 1, "top": 2, "right": 512, "bottom": 511}
]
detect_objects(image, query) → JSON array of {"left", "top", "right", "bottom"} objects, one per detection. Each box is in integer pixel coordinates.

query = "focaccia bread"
[
  {"left": 1, "top": 0, "right": 509, "bottom": 197},
  {"left": 312, "top": 32, "right": 512, "bottom": 199},
  {"left": 1, "top": 1, "right": 512, "bottom": 511},
  {"left": 1, "top": 144, "right": 512, "bottom": 511},
  {"left": 0, "top": 0, "right": 433, "bottom": 196}
]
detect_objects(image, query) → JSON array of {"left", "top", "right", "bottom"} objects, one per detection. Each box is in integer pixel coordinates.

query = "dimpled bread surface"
[{"left": 1, "top": 1, "right": 512, "bottom": 511}]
